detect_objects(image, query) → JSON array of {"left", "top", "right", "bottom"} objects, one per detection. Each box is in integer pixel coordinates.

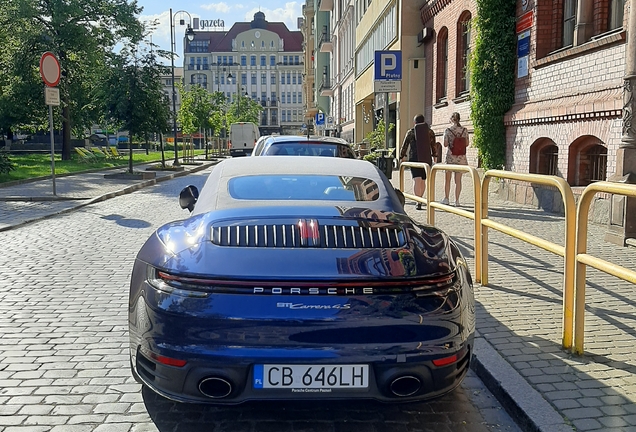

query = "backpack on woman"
[{"left": 449, "top": 128, "right": 468, "bottom": 156}]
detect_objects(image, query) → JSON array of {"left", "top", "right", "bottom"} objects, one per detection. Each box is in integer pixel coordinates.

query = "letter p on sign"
[
  {"left": 380, "top": 54, "right": 396, "bottom": 76},
  {"left": 374, "top": 50, "right": 402, "bottom": 80}
]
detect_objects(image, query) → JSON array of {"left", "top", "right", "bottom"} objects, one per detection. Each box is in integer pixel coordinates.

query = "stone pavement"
[{"left": 0, "top": 162, "right": 634, "bottom": 431}]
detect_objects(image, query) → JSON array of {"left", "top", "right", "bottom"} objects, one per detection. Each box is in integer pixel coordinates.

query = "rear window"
[
  {"left": 228, "top": 175, "right": 380, "bottom": 201},
  {"left": 264, "top": 143, "right": 355, "bottom": 158}
]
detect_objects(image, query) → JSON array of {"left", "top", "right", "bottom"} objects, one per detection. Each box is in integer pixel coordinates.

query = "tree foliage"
[
  {"left": 101, "top": 44, "right": 168, "bottom": 172},
  {"left": 469, "top": 0, "right": 517, "bottom": 170},
  {"left": 1, "top": 0, "right": 144, "bottom": 159},
  {"left": 226, "top": 94, "right": 263, "bottom": 125}
]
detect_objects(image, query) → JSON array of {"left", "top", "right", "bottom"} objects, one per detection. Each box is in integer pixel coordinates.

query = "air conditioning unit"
[{"left": 417, "top": 27, "right": 434, "bottom": 44}]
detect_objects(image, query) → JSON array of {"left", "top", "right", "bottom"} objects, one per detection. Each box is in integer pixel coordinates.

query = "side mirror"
[
  {"left": 179, "top": 185, "right": 199, "bottom": 212},
  {"left": 394, "top": 188, "right": 406, "bottom": 208}
]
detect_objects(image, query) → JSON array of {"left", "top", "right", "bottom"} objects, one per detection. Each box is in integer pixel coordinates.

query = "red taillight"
[
  {"left": 142, "top": 348, "right": 187, "bottom": 367},
  {"left": 432, "top": 354, "right": 458, "bottom": 367}
]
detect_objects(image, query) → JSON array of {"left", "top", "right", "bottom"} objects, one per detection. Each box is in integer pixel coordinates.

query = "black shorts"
[{"left": 410, "top": 167, "right": 426, "bottom": 179}]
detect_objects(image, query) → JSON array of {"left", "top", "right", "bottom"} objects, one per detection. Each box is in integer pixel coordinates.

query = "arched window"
[
  {"left": 529, "top": 138, "right": 559, "bottom": 176},
  {"left": 456, "top": 12, "right": 472, "bottom": 96},
  {"left": 436, "top": 27, "right": 448, "bottom": 102},
  {"left": 567, "top": 136, "right": 608, "bottom": 186}
]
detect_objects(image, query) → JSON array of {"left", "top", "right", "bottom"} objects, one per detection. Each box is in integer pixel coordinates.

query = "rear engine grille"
[{"left": 211, "top": 223, "right": 405, "bottom": 248}]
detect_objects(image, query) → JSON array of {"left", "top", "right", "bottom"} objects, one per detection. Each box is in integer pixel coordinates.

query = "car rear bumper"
[
  {"left": 131, "top": 341, "right": 473, "bottom": 404},
  {"left": 230, "top": 149, "right": 252, "bottom": 157}
]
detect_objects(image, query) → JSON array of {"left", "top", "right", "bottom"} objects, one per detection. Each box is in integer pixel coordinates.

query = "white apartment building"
[{"left": 183, "top": 12, "right": 305, "bottom": 135}]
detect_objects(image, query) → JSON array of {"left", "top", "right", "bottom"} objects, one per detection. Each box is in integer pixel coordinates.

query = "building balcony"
[
  {"left": 319, "top": 79, "right": 333, "bottom": 97},
  {"left": 318, "top": 33, "right": 333, "bottom": 53},
  {"left": 317, "top": 0, "right": 333, "bottom": 12}
]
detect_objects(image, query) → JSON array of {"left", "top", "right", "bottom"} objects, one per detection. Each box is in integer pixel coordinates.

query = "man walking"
[{"left": 400, "top": 114, "right": 433, "bottom": 210}]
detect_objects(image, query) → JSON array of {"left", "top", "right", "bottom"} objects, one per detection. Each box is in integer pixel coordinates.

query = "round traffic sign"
[{"left": 40, "top": 52, "right": 61, "bottom": 87}]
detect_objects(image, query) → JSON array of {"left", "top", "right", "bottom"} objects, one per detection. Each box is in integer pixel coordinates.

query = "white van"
[{"left": 229, "top": 122, "right": 260, "bottom": 157}]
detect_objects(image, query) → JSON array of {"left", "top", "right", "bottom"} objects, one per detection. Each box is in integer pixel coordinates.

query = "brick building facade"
[{"left": 420, "top": 0, "right": 630, "bottom": 221}]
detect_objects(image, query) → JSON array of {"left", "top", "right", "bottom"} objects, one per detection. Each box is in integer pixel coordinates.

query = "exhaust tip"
[
  {"left": 390, "top": 375, "right": 421, "bottom": 397},
  {"left": 199, "top": 377, "right": 233, "bottom": 399}
]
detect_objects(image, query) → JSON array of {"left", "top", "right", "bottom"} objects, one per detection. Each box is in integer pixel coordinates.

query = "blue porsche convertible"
[{"left": 128, "top": 156, "right": 475, "bottom": 404}]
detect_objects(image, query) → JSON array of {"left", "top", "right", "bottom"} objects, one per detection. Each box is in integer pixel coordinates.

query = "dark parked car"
[
  {"left": 128, "top": 156, "right": 475, "bottom": 404},
  {"left": 252, "top": 135, "right": 356, "bottom": 158}
]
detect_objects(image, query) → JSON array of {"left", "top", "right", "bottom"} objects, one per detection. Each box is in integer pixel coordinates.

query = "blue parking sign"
[
  {"left": 374, "top": 51, "right": 402, "bottom": 81},
  {"left": 315, "top": 112, "right": 325, "bottom": 126}
]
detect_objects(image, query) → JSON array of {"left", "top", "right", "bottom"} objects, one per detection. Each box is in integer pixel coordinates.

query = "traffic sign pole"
[
  {"left": 384, "top": 92, "right": 389, "bottom": 150},
  {"left": 40, "top": 52, "right": 61, "bottom": 196},
  {"left": 48, "top": 101, "right": 56, "bottom": 195}
]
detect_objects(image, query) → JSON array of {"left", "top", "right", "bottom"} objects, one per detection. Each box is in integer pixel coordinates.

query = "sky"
[{"left": 135, "top": 1, "right": 304, "bottom": 64}]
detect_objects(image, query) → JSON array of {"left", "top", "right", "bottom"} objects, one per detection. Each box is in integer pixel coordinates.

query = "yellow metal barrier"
[
  {"left": 398, "top": 162, "right": 482, "bottom": 283},
  {"left": 481, "top": 170, "right": 576, "bottom": 349},
  {"left": 573, "top": 182, "right": 636, "bottom": 355}
]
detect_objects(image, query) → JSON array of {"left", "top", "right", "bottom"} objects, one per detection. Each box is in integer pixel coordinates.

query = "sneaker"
[
  {"left": 453, "top": 201, "right": 460, "bottom": 207},
  {"left": 440, "top": 198, "right": 450, "bottom": 205}
]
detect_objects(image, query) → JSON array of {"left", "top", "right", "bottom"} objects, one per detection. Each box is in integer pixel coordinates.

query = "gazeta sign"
[{"left": 200, "top": 19, "right": 224, "bottom": 29}]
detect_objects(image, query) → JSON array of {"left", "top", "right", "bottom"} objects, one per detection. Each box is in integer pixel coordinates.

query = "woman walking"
[{"left": 441, "top": 112, "right": 469, "bottom": 207}]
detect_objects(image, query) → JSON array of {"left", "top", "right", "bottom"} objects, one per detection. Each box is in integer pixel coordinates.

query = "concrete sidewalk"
[
  {"left": 1, "top": 162, "right": 635, "bottom": 431},
  {"left": 0, "top": 159, "right": 219, "bottom": 232}
]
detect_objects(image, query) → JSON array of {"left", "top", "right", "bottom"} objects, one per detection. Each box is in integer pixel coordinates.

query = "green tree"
[
  {"left": 3, "top": 0, "right": 144, "bottom": 159},
  {"left": 0, "top": 4, "right": 48, "bottom": 138},
  {"left": 101, "top": 44, "right": 167, "bottom": 173},
  {"left": 226, "top": 94, "right": 263, "bottom": 125}
]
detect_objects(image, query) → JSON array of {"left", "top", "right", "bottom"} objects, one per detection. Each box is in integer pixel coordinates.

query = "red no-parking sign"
[{"left": 40, "top": 52, "right": 61, "bottom": 87}]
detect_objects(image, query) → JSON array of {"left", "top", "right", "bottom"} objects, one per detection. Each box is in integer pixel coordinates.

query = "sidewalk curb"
[
  {"left": 471, "top": 335, "right": 574, "bottom": 432},
  {"left": 0, "top": 161, "right": 218, "bottom": 233}
]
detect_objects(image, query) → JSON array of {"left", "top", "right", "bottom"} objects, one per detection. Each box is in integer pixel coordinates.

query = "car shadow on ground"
[
  {"left": 100, "top": 213, "right": 152, "bottom": 228},
  {"left": 140, "top": 381, "right": 511, "bottom": 432}
]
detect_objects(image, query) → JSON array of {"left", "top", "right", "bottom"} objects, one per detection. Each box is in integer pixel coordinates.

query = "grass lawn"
[{"left": 0, "top": 150, "right": 206, "bottom": 185}]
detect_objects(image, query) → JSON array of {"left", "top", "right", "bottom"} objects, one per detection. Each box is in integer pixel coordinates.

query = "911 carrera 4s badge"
[{"left": 276, "top": 302, "right": 351, "bottom": 310}]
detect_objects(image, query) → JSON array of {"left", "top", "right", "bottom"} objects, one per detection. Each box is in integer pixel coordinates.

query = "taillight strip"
[{"left": 156, "top": 271, "right": 455, "bottom": 288}]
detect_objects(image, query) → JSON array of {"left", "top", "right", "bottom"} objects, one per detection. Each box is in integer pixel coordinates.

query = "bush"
[
  {"left": 363, "top": 152, "right": 380, "bottom": 163},
  {"left": 0, "top": 151, "right": 15, "bottom": 174}
]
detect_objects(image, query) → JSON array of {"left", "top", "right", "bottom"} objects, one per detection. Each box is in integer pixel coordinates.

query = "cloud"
[
  {"left": 244, "top": 2, "right": 302, "bottom": 29},
  {"left": 201, "top": 2, "right": 231, "bottom": 13},
  {"left": 139, "top": 11, "right": 200, "bottom": 64}
]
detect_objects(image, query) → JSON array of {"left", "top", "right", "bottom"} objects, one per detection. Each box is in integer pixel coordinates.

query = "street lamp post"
[{"left": 169, "top": 8, "right": 195, "bottom": 167}]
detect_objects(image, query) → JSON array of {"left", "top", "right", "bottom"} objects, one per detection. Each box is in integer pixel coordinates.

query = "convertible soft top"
[{"left": 192, "top": 156, "right": 400, "bottom": 215}]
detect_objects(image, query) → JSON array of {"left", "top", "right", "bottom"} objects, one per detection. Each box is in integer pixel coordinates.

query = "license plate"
[{"left": 253, "top": 364, "right": 368, "bottom": 389}]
